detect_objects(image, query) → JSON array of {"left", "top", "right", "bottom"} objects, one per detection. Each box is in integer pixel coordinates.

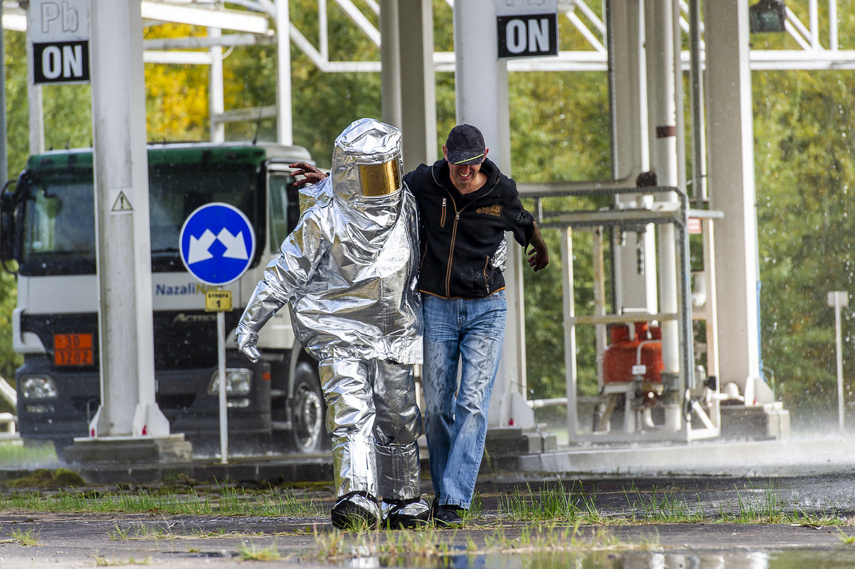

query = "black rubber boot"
[
  {"left": 330, "top": 491, "right": 381, "bottom": 530},
  {"left": 383, "top": 497, "right": 431, "bottom": 529}
]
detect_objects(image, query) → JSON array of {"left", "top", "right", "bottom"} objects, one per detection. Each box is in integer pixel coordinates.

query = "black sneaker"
[
  {"left": 432, "top": 504, "right": 464, "bottom": 527},
  {"left": 383, "top": 498, "right": 431, "bottom": 529},
  {"left": 330, "top": 491, "right": 381, "bottom": 530}
]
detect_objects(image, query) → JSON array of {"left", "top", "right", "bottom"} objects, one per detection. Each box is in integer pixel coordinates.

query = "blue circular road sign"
[{"left": 179, "top": 203, "right": 256, "bottom": 286}]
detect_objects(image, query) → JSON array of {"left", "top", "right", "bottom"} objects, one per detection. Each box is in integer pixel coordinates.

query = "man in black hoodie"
[{"left": 403, "top": 124, "right": 549, "bottom": 526}]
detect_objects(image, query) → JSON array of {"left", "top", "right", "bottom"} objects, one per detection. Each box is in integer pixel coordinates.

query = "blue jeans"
[{"left": 422, "top": 291, "right": 507, "bottom": 509}]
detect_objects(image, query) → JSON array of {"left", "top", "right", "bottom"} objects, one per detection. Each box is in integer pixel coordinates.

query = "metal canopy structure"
[
  {"left": 4, "top": 0, "right": 855, "bottom": 70},
  {"left": 2, "top": 0, "right": 834, "bottom": 445}
]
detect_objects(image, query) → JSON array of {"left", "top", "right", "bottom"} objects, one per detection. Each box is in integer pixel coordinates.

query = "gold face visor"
[{"left": 358, "top": 160, "right": 400, "bottom": 197}]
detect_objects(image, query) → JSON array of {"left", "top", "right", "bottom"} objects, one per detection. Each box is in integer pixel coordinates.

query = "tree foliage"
[
  {"left": 753, "top": 69, "right": 855, "bottom": 427},
  {"left": 144, "top": 24, "right": 209, "bottom": 142}
]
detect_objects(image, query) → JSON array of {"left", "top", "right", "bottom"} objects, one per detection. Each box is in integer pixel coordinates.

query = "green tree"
[
  {"left": 753, "top": 69, "right": 855, "bottom": 428},
  {"left": 144, "top": 24, "right": 209, "bottom": 141}
]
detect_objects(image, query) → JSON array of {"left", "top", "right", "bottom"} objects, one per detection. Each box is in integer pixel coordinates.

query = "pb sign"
[
  {"left": 29, "top": 0, "right": 91, "bottom": 84},
  {"left": 495, "top": 0, "right": 558, "bottom": 60}
]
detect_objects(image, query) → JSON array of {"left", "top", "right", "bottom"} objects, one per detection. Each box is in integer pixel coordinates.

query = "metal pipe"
[
  {"left": 652, "top": 0, "right": 681, "bottom": 422},
  {"left": 689, "top": 0, "right": 707, "bottom": 206},
  {"left": 810, "top": 0, "right": 819, "bottom": 50},
  {"left": 605, "top": 0, "right": 619, "bottom": 180},
  {"left": 672, "top": 0, "right": 687, "bottom": 192},
  {"left": 209, "top": 27, "right": 225, "bottom": 142},
  {"left": 829, "top": 0, "right": 838, "bottom": 50}
]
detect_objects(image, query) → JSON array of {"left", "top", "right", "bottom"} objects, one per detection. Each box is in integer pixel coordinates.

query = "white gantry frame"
[{"left": 3, "top": 0, "right": 854, "bottom": 71}]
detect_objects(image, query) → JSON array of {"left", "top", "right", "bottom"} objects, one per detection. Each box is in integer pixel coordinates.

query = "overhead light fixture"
[{"left": 749, "top": 0, "right": 787, "bottom": 33}]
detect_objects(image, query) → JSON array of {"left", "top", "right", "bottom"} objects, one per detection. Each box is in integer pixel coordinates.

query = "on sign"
[
  {"left": 29, "top": 0, "right": 90, "bottom": 84},
  {"left": 34, "top": 41, "right": 89, "bottom": 83},
  {"left": 497, "top": 14, "right": 558, "bottom": 58},
  {"left": 495, "top": 0, "right": 559, "bottom": 60}
]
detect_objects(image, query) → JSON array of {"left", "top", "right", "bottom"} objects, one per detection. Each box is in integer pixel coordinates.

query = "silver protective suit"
[{"left": 234, "top": 118, "right": 423, "bottom": 502}]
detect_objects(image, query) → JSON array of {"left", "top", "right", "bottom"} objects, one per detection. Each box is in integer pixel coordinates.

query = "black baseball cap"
[{"left": 445, "top": 124, "right": 486, "bottom": 165}]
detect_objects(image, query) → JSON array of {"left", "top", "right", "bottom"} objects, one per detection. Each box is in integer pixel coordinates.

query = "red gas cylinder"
[{"left": 602, "top": 322, "right": 664, "bottom": 384}]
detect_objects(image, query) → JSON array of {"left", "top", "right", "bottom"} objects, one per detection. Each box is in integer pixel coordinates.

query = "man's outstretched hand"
[
  {"left": 289, "top": 161, "right": 327, "bottom": 187},
  {"left": 527, "top": 222, "right": 549, "bottom": 272}
]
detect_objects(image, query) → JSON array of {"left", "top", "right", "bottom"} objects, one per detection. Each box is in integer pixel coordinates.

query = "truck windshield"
[
  {"left": 23, "top": 177, "right": 95, "bottom": 272},
  {"left": 18, "top": 152, "right": 261, "bottom": 276}
]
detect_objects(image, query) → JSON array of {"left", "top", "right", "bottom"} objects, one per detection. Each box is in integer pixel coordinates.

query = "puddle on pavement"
[{"left": 330, "top": 549, "right": 855, "bottom": 568}]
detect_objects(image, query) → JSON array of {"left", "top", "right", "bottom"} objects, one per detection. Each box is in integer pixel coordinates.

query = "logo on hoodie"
[{"left": 476, "top": 205, "right": 503, "bottom": 217}]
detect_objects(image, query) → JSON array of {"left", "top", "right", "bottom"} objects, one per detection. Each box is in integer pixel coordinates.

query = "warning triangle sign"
[{"left": 111, "top": 191, "right": 134, "bottom": 212}]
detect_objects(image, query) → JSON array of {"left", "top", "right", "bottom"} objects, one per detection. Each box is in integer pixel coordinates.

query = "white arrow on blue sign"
[{"left": 179, "top": 203, "right": 256, "bottom": 286}]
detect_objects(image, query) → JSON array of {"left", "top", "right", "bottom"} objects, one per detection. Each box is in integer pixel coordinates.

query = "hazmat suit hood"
[{"left": 329, "top": 118, "right": 404, "bottom": 221}]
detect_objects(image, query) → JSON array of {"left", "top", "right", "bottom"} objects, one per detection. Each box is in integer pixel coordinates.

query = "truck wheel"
[{"left": 290, "top": 361, "right": 327, "bottom": 453}]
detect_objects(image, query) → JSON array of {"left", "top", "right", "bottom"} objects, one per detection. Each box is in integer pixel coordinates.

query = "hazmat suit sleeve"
[{"left": 234, "top": 181, "right": 334, "bottom": 362}]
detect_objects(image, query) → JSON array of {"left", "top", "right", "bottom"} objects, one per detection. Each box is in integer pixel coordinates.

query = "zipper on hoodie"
[
  {"left": 445, "top": 201, "right": 459, "bottom": 297},
  {"left": 441, "top": 197, "right": 447, "bottom": 227},
  {"left": 483, "top": 256, "right": 491, "bottom": 294}
]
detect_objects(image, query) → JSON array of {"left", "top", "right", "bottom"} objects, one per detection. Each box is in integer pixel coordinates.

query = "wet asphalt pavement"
[{"left": 3, "top": 470, "right": 855, "bottom": 568}]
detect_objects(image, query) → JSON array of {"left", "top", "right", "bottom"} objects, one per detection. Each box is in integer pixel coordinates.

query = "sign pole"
[
  {"left": 217, "top": 310, "right": 228, "bottom": 463},
  {"left": 180, "top": 203, "right": 255, "bottom": 464},
  {"left": 206, "top": 288, "right": 233, "bottom": 464},
  {"left": 828, "top": 291, "right": 848, "bottom": 433}
]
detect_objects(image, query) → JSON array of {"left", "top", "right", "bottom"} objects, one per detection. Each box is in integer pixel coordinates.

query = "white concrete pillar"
[
  {"left": 398, "top": 0, "right": 436, "bottom": 172},
  {"left": 89, "top": 0, "right": 167, "bottom": 438},
  {"left": 452, "top": 0, "right": 524, "bottom": 427},
  {"left": 453, "top": 0, "right": 511, "bottom": 170},
  {"left": 704, "top": 0, "right": 762, "bottom": 399},
  {"left": 380, "top": 0, "right": 402, "bottom": 129},
  {"left": 275, "top": 0, "right": 293, "bottom": 145},
  {"left": 25, "top": 3, "right": 44, "bottom": 155},
  {"left": 209, "top": 27, "right": 225, "bottom": 143}
]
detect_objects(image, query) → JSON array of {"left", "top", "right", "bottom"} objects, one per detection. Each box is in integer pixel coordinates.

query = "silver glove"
[{"left": 233, "top": 323, "right": 261, "bottom": 363}]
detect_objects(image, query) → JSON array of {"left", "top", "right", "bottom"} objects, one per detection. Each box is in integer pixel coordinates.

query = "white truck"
[{"left": 0, "top": 142, "right": 328, "bottom": 456}]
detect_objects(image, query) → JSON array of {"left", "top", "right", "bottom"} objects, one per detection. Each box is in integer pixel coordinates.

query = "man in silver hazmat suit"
[{"left": 233, "top": 118, "right": 429, "bottom": 530}]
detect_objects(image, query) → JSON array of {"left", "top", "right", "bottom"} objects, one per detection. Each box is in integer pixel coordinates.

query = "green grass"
[
  {"left": 0, "top": 441, "right": 58, "bottom": 466},
  {"left": 1, "top": 473, "right": 853, "bottom": 563},
  {"left": 9, "top": 528, "right": 40, "bottom": 546},
  {"left": 498, "top": 481, "right": 601, "bottom": 524},
  {"left": 0, "top": 484, "right": 325, "bottom": 518},
  {"left": 237, "top": 541, "right": 282, "bottom": 561},
  {"left": 0, "top": 475, "right": 845, "bottom": 529},
  {"left": 313, "top": 521, "right": 659, "bottom": 561},
  {"left": 0, "top": 477, "right": 851, "bottom": 565},
  {"left": 496, "top": 480, "right": 850, "bottom": 528},
  {"left": 0, "top": 468, "right": 86, "bottom": 489}
]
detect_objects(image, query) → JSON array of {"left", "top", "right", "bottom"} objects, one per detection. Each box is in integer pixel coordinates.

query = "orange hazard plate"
[{"left": 54, "top": 333, "right": 94, "bottom": 366}]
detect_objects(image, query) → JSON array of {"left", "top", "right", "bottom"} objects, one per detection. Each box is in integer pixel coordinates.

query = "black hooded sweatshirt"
[{"left": 404, "top": 157, "right": 535, "bottom": 299}]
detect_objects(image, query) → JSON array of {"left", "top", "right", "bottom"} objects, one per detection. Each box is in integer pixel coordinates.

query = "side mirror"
[
  {"left": 0, "top": 181, "right": 18, "bottom": 265},
  {"left": 286, "top": 180, "right": 301, "bottom": 232}
]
